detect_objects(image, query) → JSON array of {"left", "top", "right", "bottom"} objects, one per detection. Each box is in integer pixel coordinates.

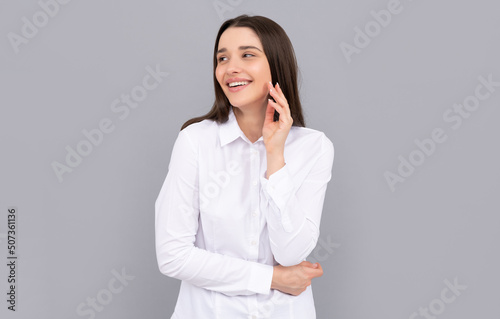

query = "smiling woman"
[
  {"left": 155, "top": 15, "right": 335, "bottom": 319},
  {"left": 181, "top": 15, "right": 304, "bottom": 131},
  {"left": 216, "top": 26, "right": 275, "bottom": 143}
]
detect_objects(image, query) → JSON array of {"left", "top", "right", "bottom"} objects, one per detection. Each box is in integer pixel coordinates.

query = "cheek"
[
  {"left": 215, "top": 66, "right": 225, "bottom": 87},
  {"left": 253, "top": 62, "right": 271, "bottom": 83}
]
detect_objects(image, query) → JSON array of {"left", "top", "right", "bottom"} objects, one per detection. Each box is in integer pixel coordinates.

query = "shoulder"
[
  {"left": 288, "top": 126, "right": 334, "bottom": 156},
  {"left": 169, "top": 119, "right": 218, "bottom": 163},
  {"left": 178, "top": 119, "right": 218, "bottom": 146}
]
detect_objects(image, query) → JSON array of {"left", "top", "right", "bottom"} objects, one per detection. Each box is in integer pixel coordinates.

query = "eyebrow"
[{"left": 216, "top": 46, "right": 263, "bottom": 54}]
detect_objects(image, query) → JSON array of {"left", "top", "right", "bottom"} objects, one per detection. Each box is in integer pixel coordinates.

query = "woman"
[{"left": 155, "top": 15, "right": 334, "bottom": 318}]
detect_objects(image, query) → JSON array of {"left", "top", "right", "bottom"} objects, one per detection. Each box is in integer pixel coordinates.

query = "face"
[{"left": 215, "top": 27, "right": 272, "bottom": 111}]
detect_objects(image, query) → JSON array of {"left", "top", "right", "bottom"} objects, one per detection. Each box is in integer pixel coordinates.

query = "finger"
[
  {"left": 269, "top": 85, "right": 288, "bottom": 109},
  {"left": 267, "top": 98, "right": 285, "bottom": 116},
  {"left": 306, "top": 267, "right": 324, "bottom": 279},
  {"left": 268, "top": 81, "right": 275, "bottom": 92},
  {"left": 276, "top": 82, "right": 288, "bottom": 104},
  {"left": 268, "top": 98, "right": 292, "bottom": 128},
  {"left": 269, "top": 83, "right": 291, "bottom": 119},
  {"left": 303, "top": 262, "right": 323, "bottom": 274},
  {"left": 313, "top": 263, "right": 324, "bottom": 277},
  {"left": 268, "top": 82, "right": 287, "bottom": 106},
  {"left": 264, "top": 100, "right": 276, "bottom": 125},
  {"left": 300, "top": 261, "right": 316, "bottom": 268},
  {"left": 271, "top": 103, "right": 292, "bottom": 128}
]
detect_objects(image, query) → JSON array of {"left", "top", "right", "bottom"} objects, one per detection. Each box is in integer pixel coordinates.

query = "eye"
[
  {"left": 243, "top": 53, "right": 254, "bottom": 58},
  {"left": 217, "top": 56, "right": 227, "bottom": 62}
]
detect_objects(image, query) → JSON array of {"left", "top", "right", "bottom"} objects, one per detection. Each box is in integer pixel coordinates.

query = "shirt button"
[
  {"left": 252, "top": 211, "right": 257, "bottom": 217},
  {"left": 252, "top": 180, "right": 258, "bottom": 186},
  {"left": 251, "top": 240, "right": 257, "bottom": 246}
]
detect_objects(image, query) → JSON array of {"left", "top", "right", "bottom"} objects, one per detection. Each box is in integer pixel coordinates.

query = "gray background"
[{"left": 1, "top": 0, "right": 499, "bottom": 318}]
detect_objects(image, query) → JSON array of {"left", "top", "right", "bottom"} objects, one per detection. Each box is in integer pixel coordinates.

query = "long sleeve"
[
  {"left": 155, "top": 129, "right": 273, "bottom": 296},
  {"left": 260, "top": 133, "right": 334, "bottom": 266}
]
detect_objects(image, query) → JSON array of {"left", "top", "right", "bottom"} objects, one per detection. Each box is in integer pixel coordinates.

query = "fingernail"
[{"left": 276, "top": 82, "right": 280, "bottom": 87}]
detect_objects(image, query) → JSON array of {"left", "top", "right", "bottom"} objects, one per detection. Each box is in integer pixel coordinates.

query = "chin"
[
  {"left": 227, "top": 97, "right": 265, "bottom": 109},
  {"left": 226, "top": 98, "right": 247, "bottom": 108},
  {"left": 228, "top": 101, "right": 252, "bottom": 109}
]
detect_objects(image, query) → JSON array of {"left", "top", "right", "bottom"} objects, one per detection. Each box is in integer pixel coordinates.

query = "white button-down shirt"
[{"left": 155, "top": 107, "right": 334, "bottom": 318}]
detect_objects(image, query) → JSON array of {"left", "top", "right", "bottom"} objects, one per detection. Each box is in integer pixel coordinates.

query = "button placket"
[{"left": 249, "top": 146, "right": 260, "bottom": 256}]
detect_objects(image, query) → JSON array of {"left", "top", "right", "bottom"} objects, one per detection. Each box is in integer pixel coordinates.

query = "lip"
[{"left": 225, "top": 77, "right": 252, "bottom": 93}]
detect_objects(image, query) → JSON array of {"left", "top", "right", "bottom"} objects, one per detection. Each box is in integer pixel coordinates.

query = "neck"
[{"left": 232, "top": 104, "right": 266, "bottom": 143}]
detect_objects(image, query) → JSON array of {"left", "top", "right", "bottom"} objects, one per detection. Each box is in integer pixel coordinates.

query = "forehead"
[{"left": 218, "top": 27, "right": 262, "bottom": 50}]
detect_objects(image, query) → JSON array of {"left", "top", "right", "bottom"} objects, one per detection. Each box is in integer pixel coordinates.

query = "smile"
[
  {"left": 228, "top": 81, "right": 249, "bottom": 87},
  {"left": 227, "top": 81, "right": 251, "bottom": 92}
]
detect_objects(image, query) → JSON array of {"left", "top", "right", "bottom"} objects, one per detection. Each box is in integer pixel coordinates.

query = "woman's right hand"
[{"left": 270, "top": 261, "right": 324, "bottom": 296}]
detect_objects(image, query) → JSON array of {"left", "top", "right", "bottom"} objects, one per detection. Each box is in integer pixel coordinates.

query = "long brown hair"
[{"left": 181, "top": 15, "right": 305, "bottom": 130}]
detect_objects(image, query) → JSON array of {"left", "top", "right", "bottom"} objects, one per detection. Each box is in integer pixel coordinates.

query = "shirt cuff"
[{"left": 247, "top": 263, "right": 273, "bottom": 295}]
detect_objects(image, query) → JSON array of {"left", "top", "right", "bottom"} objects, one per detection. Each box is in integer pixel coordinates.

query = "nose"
[{"left": 226, "top": 57, "right": 242, "bottom": 74}]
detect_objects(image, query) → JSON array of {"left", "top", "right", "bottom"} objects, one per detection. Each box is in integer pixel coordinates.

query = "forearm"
[
  {"left": 156, "top": 230, "right": 273, "bottom": 296},
  {"left": 262, "top": 140, "right": 333, "bottom": 266},
  {"left": 264, "top": 193, "right": 322, "bottom": 266},
  {"left": 265, "top": 153, "right": 315, "bottom": 265}
]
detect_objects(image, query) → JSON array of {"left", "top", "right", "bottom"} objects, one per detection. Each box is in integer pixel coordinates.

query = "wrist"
[
  {"left": 266, "top": 156, "right": 285, "bottom": 179},
  {"left": 271, "top": 265, "right": 282, "bottom": 290},
  {"left": 266, "top": 147, "right": 284, "bottom": 157}
]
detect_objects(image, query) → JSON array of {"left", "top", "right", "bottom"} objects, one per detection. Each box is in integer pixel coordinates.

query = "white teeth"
[{"left": 228, "top": 81, "right": 249, "bottom": 87}]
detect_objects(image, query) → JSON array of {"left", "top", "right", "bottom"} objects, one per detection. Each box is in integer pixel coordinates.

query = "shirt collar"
[
  {"left": 219, "top": 107, "right": 243, "bottom": 147},
  {"left": 219, "top": 107, "right": 263, "bottom": 146}
]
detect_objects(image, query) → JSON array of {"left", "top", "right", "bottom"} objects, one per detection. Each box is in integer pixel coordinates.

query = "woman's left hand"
[{"left": 262, "top": 82, "right": 293, "bottom": 155}]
